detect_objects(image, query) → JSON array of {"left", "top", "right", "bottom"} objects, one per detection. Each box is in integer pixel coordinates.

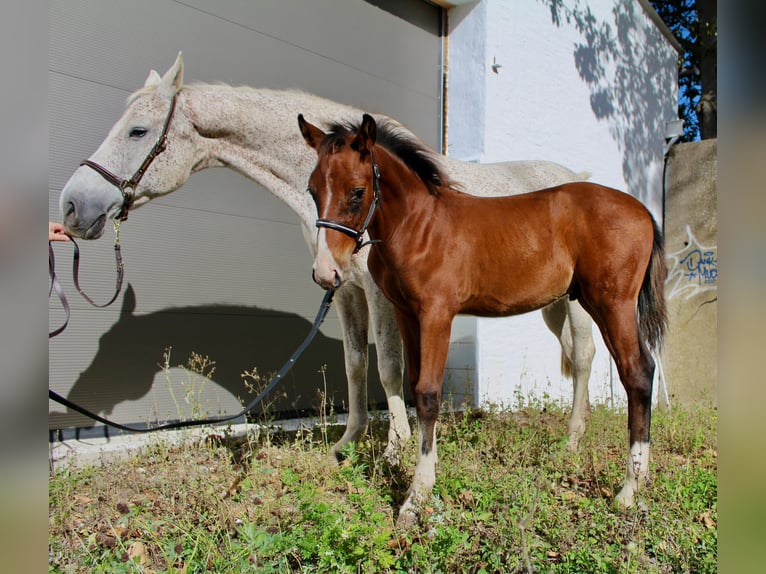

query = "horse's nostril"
[
  {"left": 65, "top": 202, "right": 75, "bottom": 218},
  {"left": 333, "top": 271, "right": 342, "bottom": 289}
]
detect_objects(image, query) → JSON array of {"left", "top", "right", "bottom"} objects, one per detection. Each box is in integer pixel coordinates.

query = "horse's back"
[
  {"left": 443, "top": 157, "right": 581, "bottom": 198},
  {"left": 556, "top": 182, "right": 653, "bottom": 223},
  {"left": 489, "top": 181, "right": 657, "bottom": 291}
]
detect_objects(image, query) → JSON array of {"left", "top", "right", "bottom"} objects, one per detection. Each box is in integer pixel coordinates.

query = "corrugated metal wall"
[{"left": 49, "top": 0, "right": 442, "bottom": 432}]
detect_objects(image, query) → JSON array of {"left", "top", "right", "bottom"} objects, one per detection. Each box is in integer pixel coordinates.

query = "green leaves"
[{"left": 50, "top": 401, "right": 717, "bottom": 573}]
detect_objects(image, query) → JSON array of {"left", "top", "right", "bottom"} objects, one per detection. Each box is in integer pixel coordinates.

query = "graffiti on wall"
[{"left": 665, "top": 225, "right": 718, "bottom": 301}]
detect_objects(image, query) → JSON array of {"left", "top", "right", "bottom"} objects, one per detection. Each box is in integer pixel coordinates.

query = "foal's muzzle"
[{"left": 312, "top": 268, "right": 343, "bottom": 290}]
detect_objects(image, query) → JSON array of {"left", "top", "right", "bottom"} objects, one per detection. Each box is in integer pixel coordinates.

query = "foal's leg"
[
  {"left": 541, "top": 299, "right": 595, "bottom": 449},
  {"left": 365, "top": 280, "right": 410, "bottom": 464},
  {"left": 329, "top": 284, "right": 370, "bottom": 461},
  {"left": 395, "top": 310, "right": 452, "bottom": 528},
  {"left": 595, "top": 303, "right": 655, "bottom": 509}
]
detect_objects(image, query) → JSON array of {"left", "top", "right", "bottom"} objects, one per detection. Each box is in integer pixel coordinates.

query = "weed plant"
[{"left": 49, "top": 381, "right": 716, "bottom": 573}]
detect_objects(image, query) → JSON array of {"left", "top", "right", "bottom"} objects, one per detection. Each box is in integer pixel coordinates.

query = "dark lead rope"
[
  {"left": 48, "top": 244, "right": 71, "bottom": 338},
  {"left": 49, "top": 221, "right": 126, "bottom": 338},
  {"left": 49, "top": 288, "right": 335, "bottom": 434}
]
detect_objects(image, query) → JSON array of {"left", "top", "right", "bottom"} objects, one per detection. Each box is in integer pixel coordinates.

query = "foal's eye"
[
  {"left": 351, "top": 187, "right": 365, "bottom": 202},
  {"left": 129, "top": 127, "right": 148, "bottom": 139}
]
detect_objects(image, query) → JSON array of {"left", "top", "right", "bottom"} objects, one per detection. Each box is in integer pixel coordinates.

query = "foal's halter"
[
  {"left": 80, "top": 92, "right": 179, "bottom": 222},
  {"left": 315, "top": 150, "right": 382, "bottom": 254}
]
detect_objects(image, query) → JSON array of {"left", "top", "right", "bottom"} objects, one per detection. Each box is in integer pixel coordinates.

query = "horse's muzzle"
[
  {"left": 312, "top": 267, "right": 343, "bottom": 290},
  {"left": 63, "top": 206, "right": 107, "bottom": 240}
]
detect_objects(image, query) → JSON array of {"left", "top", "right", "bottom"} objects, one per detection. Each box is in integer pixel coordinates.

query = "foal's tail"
[{"left": 638, "top": 217, "right": 668, "bottom": 350}]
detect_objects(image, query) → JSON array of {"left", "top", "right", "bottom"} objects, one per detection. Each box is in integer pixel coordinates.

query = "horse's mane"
[
  {"left": 325, "top": 118, "right": 456, "bottom": 195},
  {"left": 127, "top": 81, "right": 316, "bottom": 105}
]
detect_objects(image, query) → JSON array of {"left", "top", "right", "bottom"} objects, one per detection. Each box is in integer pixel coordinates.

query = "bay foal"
[{"left": 300, "top": 113, "right": 667, "bottom": 527}]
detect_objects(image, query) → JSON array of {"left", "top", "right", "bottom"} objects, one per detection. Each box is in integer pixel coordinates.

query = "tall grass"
[{"left": 49, "top": 392, "right": 716, "bottom": 573}]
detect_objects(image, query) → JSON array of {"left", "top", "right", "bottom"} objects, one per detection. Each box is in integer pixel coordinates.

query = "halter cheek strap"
[
  {"left": 80, "top": 91, "right": 178, "bottom": 221},
  {"left": 315, "top": 150, "right": 382, "bottom": 254},
  {"left": 52, "top": 93, "right": 174, "bottom": 337}
]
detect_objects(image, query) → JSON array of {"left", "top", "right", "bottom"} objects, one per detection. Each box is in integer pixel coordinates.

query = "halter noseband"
[
  {"left": 79, "top": 92, "right": 179, "bottom": 222},
  {"left": 315, "top": 150, "right": 382, "bottom": 254}
]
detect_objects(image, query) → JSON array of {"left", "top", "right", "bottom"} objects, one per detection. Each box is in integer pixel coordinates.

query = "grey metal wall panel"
[
  {"left": 49, "top": 0, "right": 442, "bottom": 430},
  {"left": 49, "top": 0, "right": 441, "bottom": 143}
]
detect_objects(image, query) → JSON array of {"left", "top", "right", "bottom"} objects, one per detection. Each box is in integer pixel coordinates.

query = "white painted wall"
[{"left": 443, "top": 0, "right": 679, "bottom": 409}]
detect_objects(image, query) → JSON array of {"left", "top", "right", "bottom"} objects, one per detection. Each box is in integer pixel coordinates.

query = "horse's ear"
[
  {"left": 298, "top": 114, "right": 326, "bottom": 151},
  {"left": 144, "top": 70, "right": 162, "bottom": 88},
  {"left": 353, "top": 114, "right": 377, "bottom": 155},
  {"left": 159, "top": 51, "right": 184, "bottom": 95},
  {"left": 121, "top": 283, "right": 136, "bottom": 315}
]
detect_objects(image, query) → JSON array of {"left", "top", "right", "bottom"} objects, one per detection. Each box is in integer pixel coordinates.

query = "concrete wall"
[
  {"left": 443, "top": 0, "right": 680, "bottom": 408},
  {"left": 661, "top": 139, "right": 718, "bottom": 405}
]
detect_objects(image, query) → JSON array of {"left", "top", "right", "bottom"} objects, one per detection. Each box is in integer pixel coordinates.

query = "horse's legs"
[
  {"left": 592, "top": 301, "right": 655, "bottom": 509},
  {"left": 541, "top": 299, "right": 595, "bottom": 450},
  {"left": 395, "top": 309, "right": 452, "bottom": 528},
  {"left": 366, "top": 280, "right": 410, "bottom": 464},
  {"left": 329, "top": 284, "right": 371, "bottom": 461},
  {"left": 564, "top": 300, "right": 595, "bottom": 448}
]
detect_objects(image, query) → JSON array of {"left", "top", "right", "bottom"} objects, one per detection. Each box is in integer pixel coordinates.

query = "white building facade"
[{"left": 441, "top": 0, "right": 680, "bottom": 409}]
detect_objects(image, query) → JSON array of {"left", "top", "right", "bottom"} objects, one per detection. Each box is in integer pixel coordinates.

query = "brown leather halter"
[
  {"left": 79, "top": 91, "right": 179, "bottom": 221},
  {"left": 50, "top": 93, "right": 178, "bottom": 337}
]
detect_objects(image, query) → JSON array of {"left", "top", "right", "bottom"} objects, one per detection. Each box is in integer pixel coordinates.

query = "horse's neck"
[
  {"left": 373, "top": 153, "right": 438, "bottom": 243},
  {"left": 184, "top": 87, "right": 354, "bottom": 226}
]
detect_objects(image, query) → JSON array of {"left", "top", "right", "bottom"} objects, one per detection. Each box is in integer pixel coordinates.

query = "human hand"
[{"left": 49, "top": 221, "right": 71, "bottom": 242}]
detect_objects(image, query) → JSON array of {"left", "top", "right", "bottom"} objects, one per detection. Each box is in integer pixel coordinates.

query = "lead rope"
[
  {"left": 49, "top": 288, "right": 335, "bottom": 433},
  {"left": 48, "top": 221, "right": 125, "bottom": 338},
  {"left": 48, "top": 243, "right": 70, "bottom": 338},
  {"left": 72, "top": 220, "right": 125, "bottom": 308}
]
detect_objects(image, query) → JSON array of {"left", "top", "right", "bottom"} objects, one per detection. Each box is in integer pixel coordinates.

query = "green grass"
[{"left": 49, "top": 400, "right": 716, "bottom": 573}]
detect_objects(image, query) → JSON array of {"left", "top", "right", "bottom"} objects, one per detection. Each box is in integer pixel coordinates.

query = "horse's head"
[
  {"left": 60, "top": 53, "right": 199, "bottom": 239},
  {"left": 298, "top": 113, "right": 380, "bottom": 290}
]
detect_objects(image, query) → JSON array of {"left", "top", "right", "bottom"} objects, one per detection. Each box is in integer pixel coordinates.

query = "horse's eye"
[
  {"left": 351, "top": 187, "right": 365, "bottom": 202},
  {"left": 129, "top": 127, "right": 148, "bottom": 139}
]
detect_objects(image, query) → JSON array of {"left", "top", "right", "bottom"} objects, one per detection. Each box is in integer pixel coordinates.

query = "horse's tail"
[
  {"left": 560, "top": 353, "right": 573, "bottom": 379},
  {"left": 638, "top": 216, "right": 668, "bottom": 350}
]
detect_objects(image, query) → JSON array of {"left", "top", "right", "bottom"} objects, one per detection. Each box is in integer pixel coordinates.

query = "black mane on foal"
[{"left": 324, "top": 118, "right": 453, "bottom": 195}]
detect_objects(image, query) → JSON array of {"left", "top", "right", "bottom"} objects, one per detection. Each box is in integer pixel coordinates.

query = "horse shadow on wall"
[
  {"left": 49, "top": 284, "right": 384, "bottom": 430},
  {"left": 540, "top": 0, "right": 676, "bottom": 206}
]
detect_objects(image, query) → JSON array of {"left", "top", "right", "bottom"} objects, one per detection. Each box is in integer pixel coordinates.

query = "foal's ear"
[
  {"left": 298, "top": 114, "right": 326, "bottom": 151},
  {"left": 352, "top": 113, "right": 377, "bottom": 155}
]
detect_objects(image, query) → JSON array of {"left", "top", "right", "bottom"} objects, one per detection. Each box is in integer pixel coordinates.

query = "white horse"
[{"left": 59, "top": 53, "right": 596, "bottom": 465}]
